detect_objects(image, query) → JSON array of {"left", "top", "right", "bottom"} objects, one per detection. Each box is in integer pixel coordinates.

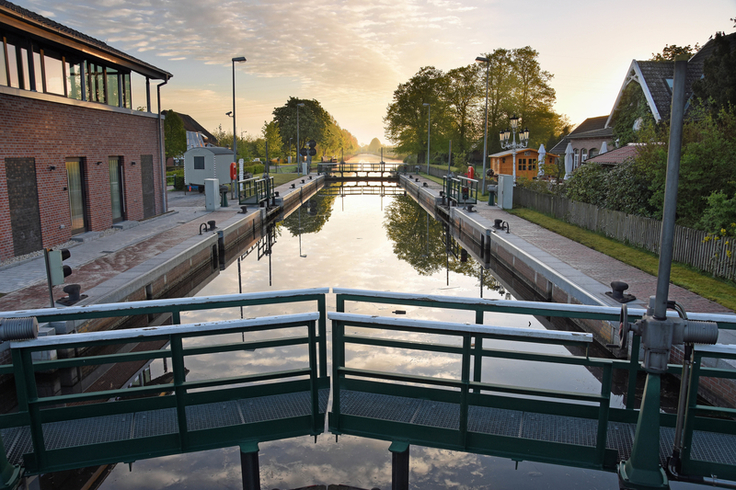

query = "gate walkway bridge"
[{"left": 2, "top": 289, "right": 736, "bottom": 489}]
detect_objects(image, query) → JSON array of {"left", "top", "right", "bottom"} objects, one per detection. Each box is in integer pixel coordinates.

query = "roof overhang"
[
  {"left": 0, "top": 5, "right": 171, "bottom": 80},
  {"left": 606, "top": 60, "right": 661, "bottom": 128}
]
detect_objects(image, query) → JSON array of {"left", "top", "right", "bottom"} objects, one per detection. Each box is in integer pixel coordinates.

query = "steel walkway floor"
[
  {"left": 2, "top": 389, "right": 329, "bottom": 466},
  {"left": 339, "top": 390, "right": 736, "bottom": 468},
  {"left": 5, "top": 389, "right": 736, "bottom": 471}
]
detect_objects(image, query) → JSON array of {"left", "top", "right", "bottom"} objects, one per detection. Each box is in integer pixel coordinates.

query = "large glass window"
[
  {"left": 5, "top": 40, "right": 19, "bottom": 87},
  {"left": 107, "top": 68, "right": 120, "bottom": 107},
  {"left": 44, "top": 50, "right": 65, "bottom": 95},
  {"left": 66, "top": 60, "right": 83, "bottom": 100},
  {"left": 19, "top": 46, "right": 30, "bottom": 90},
  {"left": 0, "top": 39, "right": 7, "bottom": 86},
  {"left": 32, "top": 49, "right": 43, "bottom": 91},
  {"left": 1, "top": 31, "right": 138, "bottom": 109}
]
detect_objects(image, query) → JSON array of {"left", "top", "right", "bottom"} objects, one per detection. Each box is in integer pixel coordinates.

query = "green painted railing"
[
  {"left": 0, "top": 288, "right": 329, "bottom": 379},
  {"left": 444, "top": 175, "right": 479, "bottom": 206},
  {"left": 328, "top": 311, "right": 618, "bottom": 470},
  {"left": 238, "top": 175, "right": 275, "bottom": 205},
  {"left": 2, "top": 312, "right": 325, "bottom": 475},
  {"left": 680, "top": 344, "right": 736, "bottom": 481}
]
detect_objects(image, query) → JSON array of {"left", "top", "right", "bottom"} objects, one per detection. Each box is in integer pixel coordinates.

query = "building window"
[
  {"left": 194, "top": 156, "right": 205, "bottom": 170},
  {"left": 581, "top": 148, "right": 588, "bottom": 162},
  {"left": 589, "top": 148, "right": 598, "bottom": 159},
  {"left": 574, "top": 149, "right": 579, "bottom": 168},
  {"left": 1, "top": 32, "right": 133, "bottom": 108}
]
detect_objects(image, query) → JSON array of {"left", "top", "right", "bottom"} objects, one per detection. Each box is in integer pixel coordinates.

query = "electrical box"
[
  {"left": 497, "top": 174, "right": 514, "bottom": 209},
  {"left": 204, "top": 178, "right": 220, "bottom": 212}
]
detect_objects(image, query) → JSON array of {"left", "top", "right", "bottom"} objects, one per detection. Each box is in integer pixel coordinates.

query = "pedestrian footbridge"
[{"left": 2, "top": 288, "right": 736, "bottom": 489}]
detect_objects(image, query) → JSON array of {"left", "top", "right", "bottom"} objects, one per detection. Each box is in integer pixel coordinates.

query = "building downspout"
[{"left": 157, "top": 77, "right": 170, "bottom": 214}]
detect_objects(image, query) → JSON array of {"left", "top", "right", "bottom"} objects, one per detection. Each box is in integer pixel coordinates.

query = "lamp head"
[
  {"left": 510, "top": 115, "right": 519, "bottom": 130},
  {"left": 232, "top": 56, "right": 247, "bottom": 63},
  {"left": 475, "top": 56, "right": 490, "bottom": 63},
  {"left": 225, "top": 111, "right": 232, "bottom": 117}
]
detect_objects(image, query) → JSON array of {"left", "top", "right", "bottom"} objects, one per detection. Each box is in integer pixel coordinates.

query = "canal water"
[{"left": 97, "top": 184, "right": 627, "bottom": 489}]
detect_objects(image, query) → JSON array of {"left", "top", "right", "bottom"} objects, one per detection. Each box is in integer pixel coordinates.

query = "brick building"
[{"left": 0, "top": 1, "right": 172, "bottom": 261}]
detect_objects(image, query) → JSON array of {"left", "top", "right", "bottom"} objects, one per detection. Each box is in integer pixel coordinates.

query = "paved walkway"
[{"left": 419, "top": 175, "right": 733, "bottom": 315}]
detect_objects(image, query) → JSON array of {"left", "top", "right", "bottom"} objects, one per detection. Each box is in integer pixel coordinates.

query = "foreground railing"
[
  {"left": 1, "top": 312, "right": 325, "bottom": 474},
  {"left": 328, "top": 311, "right": 619, "bottom": 469},
  {"left": 238, "top": 175, "right": 275, "bottom": 206},
  {"left": 2, "top": 289, "right": 736, "bottom": 486}
]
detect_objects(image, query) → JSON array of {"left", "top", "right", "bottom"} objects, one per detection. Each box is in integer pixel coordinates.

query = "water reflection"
[{"left": 96, "top": 189, "right": 622, "bottom": 490}]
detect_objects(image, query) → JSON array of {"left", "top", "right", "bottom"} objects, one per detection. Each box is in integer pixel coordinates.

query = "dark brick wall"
[
  {"left": 5, "top": 157, "right": 43, "bottom": 255},
  {"left": 0, "top": 92, "right": 165, "bottom": 260},
  {"left": 141, "top": 154, "right": 155, "bottom": 219}
]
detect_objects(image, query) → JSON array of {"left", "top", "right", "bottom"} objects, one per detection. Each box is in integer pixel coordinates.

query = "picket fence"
[{"left": 513, "top": 187, "right": 736, "bottom": 282}]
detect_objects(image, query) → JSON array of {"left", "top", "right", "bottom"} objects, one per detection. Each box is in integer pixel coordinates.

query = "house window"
[
  {"left": 581, "top": 149, "right": 588, "bottom": 162},
  {"left": 194, "top": 156, "right": 205, "bottom": 170},
  {"left": 530, "top": 158, "right": 537, "bottom": 170},
  {"left": 574, "top": 149, "right": 579, "bottom": 168},
  {"left": 589, "top": 148, "right": 598, "bottom": 159}
]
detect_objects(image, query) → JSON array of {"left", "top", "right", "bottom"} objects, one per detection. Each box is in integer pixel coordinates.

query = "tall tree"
[
  {"left": 163, "top": 110, "right": 186, "bottom": 159},
  {"left": 261, "top": 120, "right": 282, "bottom": 160},
  {"left": 650, "top": 44, "right": 699, "bottom": 61},
  {"left": 510, "top": 46, "right": 558, "bottom": 148},
  {"left": 445, "top": 64, "right": 482, "bottom": 155},
  {"left": 693, "top": 32, "right": 736, "bottom": 116},
  {"left": 273, "top": 97, "right": 331, "bottom": 152},
  {"left": 480, "top": 49, "right": 516, "bottom": 154},
  {"left": 384, "top": 66, "right": 450, "bottom": 164}
]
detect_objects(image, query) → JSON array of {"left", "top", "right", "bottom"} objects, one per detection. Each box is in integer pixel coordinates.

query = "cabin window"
[{"left": 194, "top": 156, "right": 205, "bottom": 170}]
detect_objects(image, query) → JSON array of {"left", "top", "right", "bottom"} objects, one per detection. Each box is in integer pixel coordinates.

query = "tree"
[
  {"left": 445, "top": 64, "right": 482, "bottom": 155},
  {"left": 510, "top": 46, "right": 559, "bottom": 150},
  {"left": 693, "top": 32, "right": 736, "bottom": 116},
  {"left": 261, "top": 120, "right": 282, "bottom": 161},
  {"left": 272, "top": 97, "right": 331, "bottom": 153},
  {"left": 650, "top": 44, "right": 699, "bottom": 61},
  {"left": 163, "top": 110, "right": 186, "bottom": 159},
  {"left": 384, "top": 66, "right": 450, "bottom": 165},
  {"left": 367, "top": 138, "right": 382, "bottom": 154},
  {"left": 479, "top": 49, "right": 516, "bottom": 154}
]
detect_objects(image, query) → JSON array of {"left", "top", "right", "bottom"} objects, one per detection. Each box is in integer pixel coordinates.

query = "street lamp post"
[
  {"left": 296, "top": 102, "right": 305, "bottom": 174},
  {"left": 500, "top": 115, "right": 529, "bottom": 181},
  {"left": 423, "top": 103, "right": 431, "bottom": 175},
  {"left": 231, "top": 56, "right": 246, "bottom": 164},
  {"left": 475, "top": 56, "right": 491, "bottom": 193}
]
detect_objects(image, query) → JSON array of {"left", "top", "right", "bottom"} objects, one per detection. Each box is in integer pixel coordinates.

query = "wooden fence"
[{"left": 514, "top": 187, "right": 736, "bottom": 282}]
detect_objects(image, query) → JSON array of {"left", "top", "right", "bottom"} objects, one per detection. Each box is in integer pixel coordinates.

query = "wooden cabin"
[{"left": 488, "top": 149, "right": 558, "bottom": 180}]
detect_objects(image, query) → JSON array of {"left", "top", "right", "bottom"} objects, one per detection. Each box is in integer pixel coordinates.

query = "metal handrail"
[
  {"left": 329, "top": 312, "right": 614, "bottom": 468},
  {"left": 4, "top": 313, "right": 323, "bottom": 474}
]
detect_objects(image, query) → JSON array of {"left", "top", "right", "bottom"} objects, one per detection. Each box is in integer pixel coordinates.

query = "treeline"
[
  {"left": 383, "top": 47, "right": 570, "bottom": 165},
  {"left": 214, "top": 97, "right": 360, "bottom": 163}
]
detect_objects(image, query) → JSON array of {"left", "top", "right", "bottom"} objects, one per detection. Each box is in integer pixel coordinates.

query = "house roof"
[
  {"left": 585, "top": 144, "right": 640, "bottom": 166},
  {"left": 186, "top": 146, "right": 233, "bottom": 155},
  {"left": 550, "top": 116, "right": 613, "bottom": 154},
  {"left": 606, "top": 34, "right": 736, "bottom": 128},
  {"left": 0, "top": 0, "right": 171, "bottom": 80},
  {"left": 163, "top": 111, "right": 218, "bottom": 146},
  {"left": 488, "top": 148, "right": 557, "bottom": 159}
]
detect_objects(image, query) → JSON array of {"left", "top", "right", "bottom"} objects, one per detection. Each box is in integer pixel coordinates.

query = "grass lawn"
[{"left": 509, "top": 208, "right": 736, "bottom": 312}]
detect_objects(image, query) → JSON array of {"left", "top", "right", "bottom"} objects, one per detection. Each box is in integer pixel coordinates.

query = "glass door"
[
  {"left": 109, "top": 156, "right": 125, "bottom": 223},
  {"left": 66, "top": 158, "right": 87, "bottom": 234}
]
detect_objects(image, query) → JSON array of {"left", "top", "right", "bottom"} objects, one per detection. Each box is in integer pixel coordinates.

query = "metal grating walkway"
[
  {"left": 2, "top": 389, "right": 329, "bottom": 466},
  {"left": 339, "top": 390, "right": 736, "bottom": 468}
]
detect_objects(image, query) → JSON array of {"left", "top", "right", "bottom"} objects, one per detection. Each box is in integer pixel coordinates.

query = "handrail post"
[
  {"left": 459, "top": 335, "right": 471, "bottom": 448},
  {"left": 625, "top": 335, "right": 641, "bottom": 410},
  {"left": 308, "top": 319, "right": 320, "bottom": 435},
  {"left": 317, "top": 294, "right": 327, "bottom": 378},
  {"left": 170, "top": 335, "right": 189, "bottom": 451},
  {"left": 595, "top": 363, "right": 612, "bottom": 465},
  {"left": 19, "top": 348, "right": 47, "bottom": 472},
  {"left": 473, "top": 309, "right": 484, "bottom": 392},
  {"left": 679, "top": 350, "right": 703, "bottom": 474},
  {"left": 330, "top": 319, "right": 345, "bottom": 433}
]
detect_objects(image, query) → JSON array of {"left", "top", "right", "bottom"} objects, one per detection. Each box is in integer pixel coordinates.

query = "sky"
[{"left": 16, "top": 0, "right": 736, "bottom": 146}]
